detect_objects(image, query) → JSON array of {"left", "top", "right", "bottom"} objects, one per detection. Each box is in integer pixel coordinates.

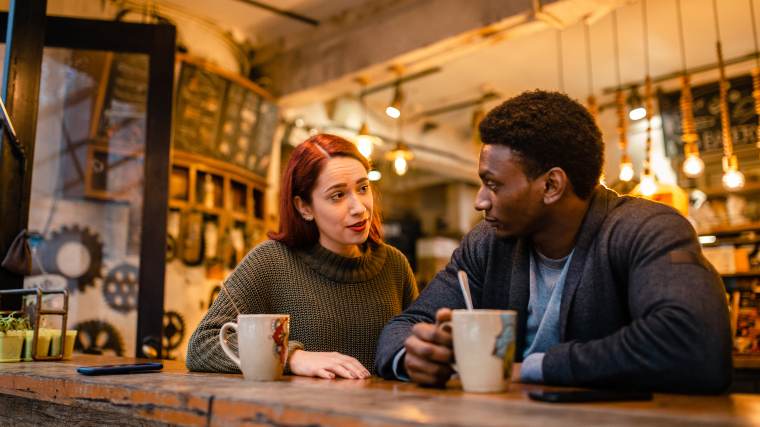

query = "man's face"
[{"left": 475, "top": 144, "right": 546, "bottom": 239}]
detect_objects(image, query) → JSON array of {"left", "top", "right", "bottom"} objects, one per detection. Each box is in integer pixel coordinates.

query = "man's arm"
[
  {"left": 542, "top": 211, "right": 732, "bottom": 393},
  {"left": 375, "top": 224, "right": 491, "bottom": 379}
]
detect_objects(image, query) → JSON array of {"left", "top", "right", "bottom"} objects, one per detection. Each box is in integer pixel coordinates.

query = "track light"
[{"left": 386, "top": 83, "right": 403, "bottom": 119}]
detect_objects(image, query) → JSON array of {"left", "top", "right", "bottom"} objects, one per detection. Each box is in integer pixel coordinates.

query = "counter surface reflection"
[{"left": 0, "top": 355, "right": 757, "bottom": 426}]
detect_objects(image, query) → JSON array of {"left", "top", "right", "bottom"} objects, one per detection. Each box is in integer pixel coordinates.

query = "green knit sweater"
[{"left": 186, "top": 239, "right": 418, "bottom": 374}]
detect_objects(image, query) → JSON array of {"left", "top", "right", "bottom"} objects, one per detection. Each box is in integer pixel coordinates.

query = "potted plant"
[{"left": 0, "top": 314, "right": 29, "bottom": 362}]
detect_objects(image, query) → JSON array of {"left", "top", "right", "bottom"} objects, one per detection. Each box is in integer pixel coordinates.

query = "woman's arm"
[{"left": 185, "top": 245, "right": 273, "bottom": 373}]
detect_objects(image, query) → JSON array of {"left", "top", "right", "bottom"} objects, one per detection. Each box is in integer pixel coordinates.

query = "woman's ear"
[
  {"left": 293, "top": 196, "right": 314, "bottom": 221},
  {"left": 543, "top": 167, "right": 568, "bottom": 205}
]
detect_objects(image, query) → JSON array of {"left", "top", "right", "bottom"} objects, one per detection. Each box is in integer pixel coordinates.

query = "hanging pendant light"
[
  {"left": 354, "top": 78, "right": 381, "bottom": 159},
  {"left": 385, "top": 66, "right": 404, "bottom": 119},
  {"left": 713, "top": 0, "right": 745, "bottom": 190},
  {"left": 387, "top": 142, "right": 414, "bottom": 176},
  {"left": 676, "top": 0, "right": 704, "bottom": 178},
  {"left": 385, "top": 82, "right": 403, "bottom": 119}
]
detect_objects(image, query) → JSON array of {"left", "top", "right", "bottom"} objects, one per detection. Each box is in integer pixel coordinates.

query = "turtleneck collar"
[{"left": 297, "top": 241, "right": 389, "bottom": 283}]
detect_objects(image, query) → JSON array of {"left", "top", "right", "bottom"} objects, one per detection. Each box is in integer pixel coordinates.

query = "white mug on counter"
[
  {"left": 443, "top": 309, "right": 517, "bottom": 393},
  {"left": 219, "top": 314, "right": 290, "bottom": 381}
]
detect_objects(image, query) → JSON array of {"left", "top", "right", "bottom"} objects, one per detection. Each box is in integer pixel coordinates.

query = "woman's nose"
[{"left": 348, "top": 194, "right": 367, "bottom": 215}]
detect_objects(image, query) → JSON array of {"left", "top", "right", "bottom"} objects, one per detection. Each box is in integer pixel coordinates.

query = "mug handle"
[
  {"left": 438, "top": 320, "right": 458, "bottom": 373},
  {"left": 219, "top": 322, "right": 241, "bottom": 368}
]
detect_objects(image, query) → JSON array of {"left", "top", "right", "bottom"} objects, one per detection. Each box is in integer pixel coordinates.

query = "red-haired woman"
[{"left": 187, "top": 134, "right": 418, "bottom": 379}]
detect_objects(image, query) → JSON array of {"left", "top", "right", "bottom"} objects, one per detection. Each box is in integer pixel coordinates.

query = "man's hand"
[{"left": 403, "top": 308, "right": 455, "bottom": 387}]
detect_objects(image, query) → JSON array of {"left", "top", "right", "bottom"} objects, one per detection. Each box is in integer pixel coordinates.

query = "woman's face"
[{"left": 295, "top": 157, "right": 373, "bottom": 257}]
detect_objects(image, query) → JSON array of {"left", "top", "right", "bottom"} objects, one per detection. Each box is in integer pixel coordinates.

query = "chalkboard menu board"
[
  {"left": 658, "top": 74, "right": 759, "bottom": 159},
  {"left": 173, "top": 59, "right": 277, "bottom": 178}
]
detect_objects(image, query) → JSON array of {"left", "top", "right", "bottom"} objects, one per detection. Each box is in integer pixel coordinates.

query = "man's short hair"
[{"left": 478, "top": 90, "right": 604, "bottom": 199}]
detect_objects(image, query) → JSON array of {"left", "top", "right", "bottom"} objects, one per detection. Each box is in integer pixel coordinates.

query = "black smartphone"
[
  {"left": 76, "top": 362, "right": 163, "bottom": 376},
  {"left": 528, "top": 389, "right": 653, "bottom": 403}
]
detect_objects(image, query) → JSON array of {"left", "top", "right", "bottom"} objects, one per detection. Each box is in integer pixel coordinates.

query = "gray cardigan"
[{"left": 376, "top": 187, "right": 732, "bottom": 393}]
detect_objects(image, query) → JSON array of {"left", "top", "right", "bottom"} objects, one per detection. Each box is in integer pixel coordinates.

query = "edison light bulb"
[
  {"left": 394, "top": 155, "right": 408, "bottom": 176},
  {"left": 722, "top": 169, "right": 745, "bottom": 190},
  {"left": 682, "top": 153, "right": 705, "bottom": 178},
  {"left": 639, "top": 174, "right": 657, "bottom": 197},
  {"left": 385, "top": 105, "right": 400, "bottom": 119},
  {"left": 356, "top": 135, "right": 374, "bottom": 159},
  {"left": 619, "top": 162, "right": 634, "bottom": 182},
  {"left": 629, "top": 107, "right": 647, "bottom": 121}
]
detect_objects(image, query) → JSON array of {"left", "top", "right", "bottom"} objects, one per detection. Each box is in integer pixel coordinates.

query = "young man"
[{"left": 375, "top": 90, "right": 732, "bottom": 393}]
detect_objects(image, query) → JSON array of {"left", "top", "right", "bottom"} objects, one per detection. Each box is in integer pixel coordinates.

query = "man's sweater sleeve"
[
  {"left": 375, "top": 224, "right": 489, "bottom": 379},
  {"left": 542, "top": 212, "right": 732, "bottom": 393}
]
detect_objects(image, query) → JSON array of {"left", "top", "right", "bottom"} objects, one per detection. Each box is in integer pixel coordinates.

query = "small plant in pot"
[{"left": 0, "top": 314, "right": 30, "bottom": 362}]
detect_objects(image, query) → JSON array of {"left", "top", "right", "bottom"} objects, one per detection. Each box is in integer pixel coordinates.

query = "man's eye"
[{"left": 485, "top": 181, "right": 498, "bottom": 191}]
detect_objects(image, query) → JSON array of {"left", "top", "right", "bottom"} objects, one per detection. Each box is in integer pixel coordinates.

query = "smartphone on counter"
[
  {"left": 76, "top": 362, "right": 163, "bottom": 376},
  {"left": 528, "top": 389, "right": 653, "bottom": 403}
]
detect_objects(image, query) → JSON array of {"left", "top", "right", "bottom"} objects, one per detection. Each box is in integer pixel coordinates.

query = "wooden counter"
[{"left": 1, "top": 354, "right": 759, "bottom": 426}]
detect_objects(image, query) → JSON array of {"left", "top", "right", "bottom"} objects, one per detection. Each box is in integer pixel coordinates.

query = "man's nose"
[{"left": 475, "top": 188, "right": 490, "bottom": 211}]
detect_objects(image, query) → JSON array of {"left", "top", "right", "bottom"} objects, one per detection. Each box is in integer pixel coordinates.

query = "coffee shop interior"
[{"left": 3, "top": 0, "right": 760, "bottom": 394}]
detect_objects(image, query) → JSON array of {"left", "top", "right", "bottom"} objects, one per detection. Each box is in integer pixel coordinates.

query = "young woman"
[{"left": 186, "top": 134, "right": 418, "bottom": 379}]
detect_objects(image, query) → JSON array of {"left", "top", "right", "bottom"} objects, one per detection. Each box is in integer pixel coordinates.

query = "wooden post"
[{"left": 0, "top": 0, "right": 46, "bottom": 305}]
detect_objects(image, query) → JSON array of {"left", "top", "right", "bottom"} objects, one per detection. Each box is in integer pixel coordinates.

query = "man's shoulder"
[{"left": 603, "top": 192, "right": 692, "bottom": 235}]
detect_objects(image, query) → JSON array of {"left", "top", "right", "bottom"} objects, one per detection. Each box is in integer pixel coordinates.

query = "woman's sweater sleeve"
[{"left": 185, "top": 244, "right": 274, "bottom": 373}]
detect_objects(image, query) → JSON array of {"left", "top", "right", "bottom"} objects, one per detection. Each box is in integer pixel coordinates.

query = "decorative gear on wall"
[
  {"left": 74, "top": 319, "right": 125, "bottom": 356},
  {"left": 102, "top": 263, "right": 139, "bottom": 313},
  {"left": 162, "top": 311, "right": 186, "bottom": 359},
  {"left": 40, "top": 225, "right": 103, "bottom": 293}
]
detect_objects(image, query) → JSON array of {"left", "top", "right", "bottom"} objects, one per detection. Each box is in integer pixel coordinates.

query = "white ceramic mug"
[
  {"left": 219, "top": 314, "right": 290, "bottom": 381},
  {"left": 443, "top": 309, "right": 517, "bottom": 393}
]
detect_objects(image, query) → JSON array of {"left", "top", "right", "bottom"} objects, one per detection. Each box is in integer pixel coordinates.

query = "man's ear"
[
  {"left": 293, "top": 196, "right": 314, "bottom": 221},
  {"left": 543, "top": 167, "right": 568, "bottom": 205}
]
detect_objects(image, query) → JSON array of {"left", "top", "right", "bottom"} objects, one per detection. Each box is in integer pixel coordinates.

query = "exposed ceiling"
[{"left": 40, "top": 0, "right": 760, "bottom": 187}]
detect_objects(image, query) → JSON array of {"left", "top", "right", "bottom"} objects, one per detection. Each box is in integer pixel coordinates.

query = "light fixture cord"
[
  {"left": 751, "top": 0, "right": 760, "bottom": 68},
  {"left": 613, "top": 10, "right": 622, "bottom": 88},
  {"left": 642, "top": 0, "right": 653, "bottom": 175},
  {"left": 751, "top": 0, "right": 760, "bottom": 148},
  {"left": 584, "top": 20, "right": 599, "bottom": 122},
  {"left": 613, "top": 10, "right": 628, "bottom": 163},
  {"left": 557, "top": 30, "right": 564, "bottom": 92},
  {"left": 676, "top": 0, "right": 688, "bottom": 72},
  {"left": 713, "top": 0, "right": 734, "bottom": 161},
  {"left": 584, "top": 21, "right": 594, "bottom": 95}
]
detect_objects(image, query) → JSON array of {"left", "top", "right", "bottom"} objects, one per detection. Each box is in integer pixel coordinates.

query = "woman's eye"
[
  {"left": 358, "top": 184, "right": 369, "bottom": 193},
  {"left": 330, "top": 192, "right": 344, "bottom": 201}
]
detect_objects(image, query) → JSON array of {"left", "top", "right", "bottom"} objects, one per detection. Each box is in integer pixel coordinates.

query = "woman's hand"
[{"left": 288, "top": 350, "right": 371, "bottom": 379}]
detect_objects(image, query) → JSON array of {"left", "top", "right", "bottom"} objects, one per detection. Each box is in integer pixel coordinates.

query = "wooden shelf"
[
  {"left": 722, "top": 270, "right": 760, "bottom": 278},
  {"left": 701, "top": 181, "right": 760, "bottom": 198},
  {"left": 734, "top": 354, "right": 760, "bottom": 369},
  {"left": 703, "top": 222, "right": 760, "bottom": 236}
]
